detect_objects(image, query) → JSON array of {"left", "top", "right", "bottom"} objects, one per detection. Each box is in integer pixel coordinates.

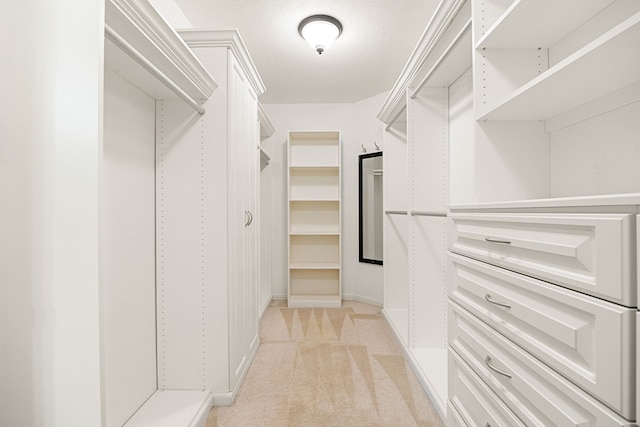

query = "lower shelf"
[
  {"left": 288, "top": 294, "right": 341, "bottom": 308},
  {"left": 125, "top": 389, "right": 213, "bottom": 427},
  {"left": 381, "top": 309, "right": 447, "bottom": 423}
]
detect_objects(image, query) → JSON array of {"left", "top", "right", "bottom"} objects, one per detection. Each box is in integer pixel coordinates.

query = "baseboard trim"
[{"left": 212, "top": 338, "right": 261, "bottom": 407}]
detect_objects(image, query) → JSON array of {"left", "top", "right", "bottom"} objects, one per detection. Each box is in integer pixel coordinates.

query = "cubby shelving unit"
[{"left": 287, "top": 131, "right": 342, "bottom": 308}]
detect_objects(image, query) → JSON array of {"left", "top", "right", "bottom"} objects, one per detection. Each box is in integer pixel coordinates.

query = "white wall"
[
  {"left": 263, "top": 91, "right": 387, "bottom": 306},
  {"left": 0, "top": 1, "right": 103, "bottom": 426}
]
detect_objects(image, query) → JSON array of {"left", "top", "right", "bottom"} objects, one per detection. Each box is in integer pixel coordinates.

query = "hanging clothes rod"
[
  {"left": 410, "top": 210, "right": 447, "bottom": 217},
  {"left": 105, "top": 24, "right": 206, "bottom": 115},
  {"left": 384, "top": 104, "right": 407, "bottom": 132},
  {"left": 410, "top": 18, "right": 472, "bottom": 100},
  {"left": 385, "top": 210, "right": 408, "bottom": 215}
]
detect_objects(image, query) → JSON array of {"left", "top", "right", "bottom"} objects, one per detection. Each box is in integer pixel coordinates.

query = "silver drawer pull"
[
  {"left": 485, "top": 236, "right": 511, "bottom": 244},
  {"left": 485, "top": 293, "right": 511, "bottom": 309},
  {"left": 485, "top": 355, "right": 512, "bottom": 379}
]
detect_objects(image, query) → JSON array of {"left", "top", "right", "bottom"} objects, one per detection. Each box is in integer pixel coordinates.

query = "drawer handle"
[
  {"left": 485, "top": 355, "right": 512, "bottom": 379},
  {"left": 485, "top": 236, "right": 511, "bottom": 244},
  {"left": 485, "top": 294, "right": 511, "bottom": 309}
]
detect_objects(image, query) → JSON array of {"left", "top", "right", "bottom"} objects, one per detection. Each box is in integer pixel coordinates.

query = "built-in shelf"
[
  {"left": 478, "top": 12, "right": 640, "bottom": 121},
  {"left": 104, "top": 0, "right": 216, "bottom": 103},
  {"left": 288, "top": 294, "right": 342, "bottom": 308},
  {"left": 124, "top": 390, "right": 212, "bottom": 427},
  {"left": 288, "top": 131, "right": 341, "bottom": 308},
  {"left": 289, "top": 263, "right": 341, "bottom": 269},
  {"left": 476, "top": 0, "right": 616, "bottom": 49}
]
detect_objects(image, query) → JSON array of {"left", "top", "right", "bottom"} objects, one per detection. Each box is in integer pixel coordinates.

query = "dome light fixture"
[{"left": 298, "top": 15, "right": 343, "bottom": 55}]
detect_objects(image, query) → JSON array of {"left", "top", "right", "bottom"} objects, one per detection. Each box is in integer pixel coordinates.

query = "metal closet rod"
[
  {"left": 410, "top": 18, "right": 472, "bottom": 100},
  {"left": 385, "top": 210, "right": 408, "bottom": 215},
  {"left": 105, "top": 24, "right": 206, "bottom": 115},
  {"left": 384, "top": 104, "right": 407, "bottom": 132},
  {"left": 410, "top": 210, "right": 447, "bottom": 217}
]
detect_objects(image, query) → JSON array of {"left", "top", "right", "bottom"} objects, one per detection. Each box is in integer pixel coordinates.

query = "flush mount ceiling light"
[{"left": 298, "top": 15, "right": 343, "bottom": 55}]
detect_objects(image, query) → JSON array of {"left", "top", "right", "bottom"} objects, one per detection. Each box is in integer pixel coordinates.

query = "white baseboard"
[
  {"left": 342, "top": 294, "right": 383, "bottom": 307},
  {"left": 212, "top": 336, "right": 260, "bottom": 407}
]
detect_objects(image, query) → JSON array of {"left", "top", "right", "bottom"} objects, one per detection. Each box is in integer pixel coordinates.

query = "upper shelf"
[
  {"left": 477, "top": 11, "right": 640, "bottom": 121},
  {"left": 104, "top": 0, "right": 216, "bottom": 103},
  {"left": 476, "top": 0, "right": 616, "bottom": 49}
]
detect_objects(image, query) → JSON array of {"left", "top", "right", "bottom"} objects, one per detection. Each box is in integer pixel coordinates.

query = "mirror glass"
[{"left": 359, "top": 152, "right": 383, "bottom": 265}]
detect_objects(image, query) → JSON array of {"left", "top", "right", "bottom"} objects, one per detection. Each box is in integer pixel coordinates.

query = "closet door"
[
  {"left": 245, "top": 85, "right": 259, "bottom": 359},
  {"left": 228, "top": 52, "right": 249, "bottom": 391}
]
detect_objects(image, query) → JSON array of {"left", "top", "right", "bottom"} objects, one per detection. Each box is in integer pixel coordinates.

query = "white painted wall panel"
[
  {"left": 103, "top": 69, "right": 157, "bottom": 427},
  {"left": 550, "top": 101, "right": 640, "bottom": 198},
  {"left": 0, "top": 1, "right": 103, "bottom": 426}
]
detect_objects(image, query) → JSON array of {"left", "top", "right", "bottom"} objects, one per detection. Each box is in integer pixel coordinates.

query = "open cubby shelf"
[{"left": 288, "top": 131, "right": 341, "bottom": 308}]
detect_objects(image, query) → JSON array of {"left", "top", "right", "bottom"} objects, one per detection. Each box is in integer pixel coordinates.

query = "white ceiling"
[{"left": 172, "top": 0, "right": 441, "bottom": 104}]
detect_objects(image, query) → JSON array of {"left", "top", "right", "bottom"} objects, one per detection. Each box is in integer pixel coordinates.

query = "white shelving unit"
[
  {"left": 102, "top": 1, "right": 217, "bottom": 426},
  {"left": 287, "top": 131, "right": 342, "bottom": 308},
  {"left": 381, "top": 0, "right": 640, "bottom": 425}
]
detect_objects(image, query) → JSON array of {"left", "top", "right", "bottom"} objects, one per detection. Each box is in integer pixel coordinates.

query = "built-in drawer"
[
  {"left": 448, "top": 253, "right": 636, "bottom": 419},
  {"left": 447, "top": 401, "right": 467, "bottom": 427},
  {"left": 448, "top": 213, "right": 636, "bottom": 306},
  {"left": 449, "top": 348, "right": 525, "bottom": 427},
  {"left": 449, "top": 301, "right": 634, "bottom": 427}
]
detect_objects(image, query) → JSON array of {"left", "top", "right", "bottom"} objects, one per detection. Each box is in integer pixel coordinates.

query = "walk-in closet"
[{"left": 3, "top": 0, "right": 639, "bottom": 426}]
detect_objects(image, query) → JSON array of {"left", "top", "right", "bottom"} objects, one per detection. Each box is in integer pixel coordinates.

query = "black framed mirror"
[{"left": 359, "top": 152, "right": 383, "bottom": 265}]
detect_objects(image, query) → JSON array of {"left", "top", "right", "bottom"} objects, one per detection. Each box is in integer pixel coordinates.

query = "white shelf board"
[
  {"left": 410, "top": 348, "right": 448, "bottom": 422},
  {"left": 289, "top": 163, "right": 340, "bottom": 170},
  {"left": 476, "top": 0, "right": 616, "bottom": 49},
  {"left": 288, "top": 294, "right": 341, "bottom": 308},
  {"left": 289, "top": 262, "right": 341, "bottom": 270},
  {"left": 289, "top": 232, "right": 340, "bottom": 236},
  {"left": 289, "top": 198, "right": 340, "bottom": 202},
  {"left": 289, "top": 165, "right": 339, "bottom": 170},
  {"left": 449, "top": 192, "right": 640, "bottom": 211},
  {"left": 478, "top": 12, "right": 640, "bottom": 121},
  {"left": 416, "top": 28, "right": 472, "bottom": 88},
  {"left": 104, "top": 0, "right": 215, "bottom": 101},
  {"left": 124, "top": 389, "right": 212, "bottom": 427}
]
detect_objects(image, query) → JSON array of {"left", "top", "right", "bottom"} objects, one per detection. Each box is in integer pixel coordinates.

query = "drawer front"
[
  {"left": 448, "top": 301, "right": 633, "bottom": 427},
  {"left": 448, "top": 253, "right": 636, "bottom": 419},
  {"left": 447, "top": 401, "right": 468, "bottom": 427},
  {"left": 449, "top": 348, "right": 525, "bottom": 427},
  {"left": 448, "top": 213, "right": 635, "bottom": 306}
]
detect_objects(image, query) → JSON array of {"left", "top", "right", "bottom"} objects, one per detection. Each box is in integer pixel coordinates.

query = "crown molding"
[
  {"left": 179, "top": 29, "right": 267, "bottom": 97},
  {"left": 258, "top": 103, "right": 275, "bottom": 138},
  {"left": 377, "top": 0, "right": 468, "bottom": 123},
  {"left": 105, "top": 0, "right": 216, "bottom": 100}
]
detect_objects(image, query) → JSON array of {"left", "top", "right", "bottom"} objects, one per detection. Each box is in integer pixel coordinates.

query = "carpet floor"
[{"left": 206, "top": 300, "right": 444, "bottom": 427}]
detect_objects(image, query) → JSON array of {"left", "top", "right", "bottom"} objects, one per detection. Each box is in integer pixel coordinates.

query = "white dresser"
[{"left": 447, "top": 195, "right": 639, "bottom": 426}]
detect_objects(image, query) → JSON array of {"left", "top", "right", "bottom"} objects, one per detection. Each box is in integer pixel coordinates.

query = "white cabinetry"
[
  {"left": 158, "top": 29, "right": 265, "bottom": 404},
  {"left": 380, "top": 0, "right": 640, "bottom": 424},
  {"left": 447, "top": 201, "right": 638, "bottom": 425},
  {"left": 287, "top": 131, "right": 342, "bottom": 308}
]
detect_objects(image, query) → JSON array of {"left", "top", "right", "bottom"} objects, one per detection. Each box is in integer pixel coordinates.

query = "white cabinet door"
[
  {"left": 449, "top": 349, "right": 525, "bottom": 427},
  {"left": 449, "top": 302, "right": 633, "bottom": 426},
  {"left": 449, "top": 253, "right": 636, "bottom": 419},
  {"left": 448, "top": 213, "right": 636, "bottom": 306},
  {"left": 228, "top": 52, "right": 249, "bottom": 391}
]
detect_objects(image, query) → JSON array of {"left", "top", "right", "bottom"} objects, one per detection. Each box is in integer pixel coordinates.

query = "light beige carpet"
[{"left": 206, "top": 300, "right": 444, "bottom": 427}]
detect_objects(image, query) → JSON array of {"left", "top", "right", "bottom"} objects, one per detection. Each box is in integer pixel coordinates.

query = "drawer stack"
[{"left": 447, "top": 212, "right": 637, "bottom": 426}]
